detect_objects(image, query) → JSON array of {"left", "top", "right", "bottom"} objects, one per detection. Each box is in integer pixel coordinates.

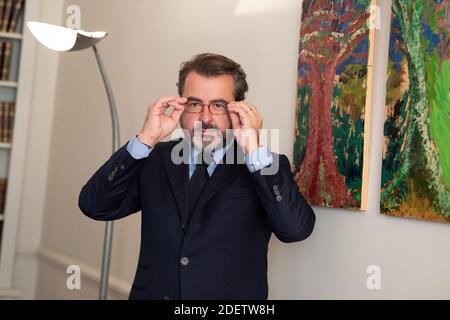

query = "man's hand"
[
  {"left": 137, "top": 96, "right": 187, "bottom": 148},
  {"left": 227, "top": 101, "right": 263, "bottom": 155}
]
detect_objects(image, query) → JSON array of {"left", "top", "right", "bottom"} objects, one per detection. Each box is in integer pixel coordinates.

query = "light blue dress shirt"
[{"left": 126, "top": 137, "right": 273, "bottom": 177}]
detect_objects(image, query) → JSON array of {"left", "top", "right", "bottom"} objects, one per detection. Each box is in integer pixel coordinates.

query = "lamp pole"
[
  {"left": 26, "top": 21, "right": 120, "bottom": 300},
  {"left": 92, "top": 44, "right": 120, "bottom": 300}
]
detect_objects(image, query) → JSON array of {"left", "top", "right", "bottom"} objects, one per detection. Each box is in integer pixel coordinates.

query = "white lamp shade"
[{"left": 27, "top": 21, "right": 107, "bottom": 52}]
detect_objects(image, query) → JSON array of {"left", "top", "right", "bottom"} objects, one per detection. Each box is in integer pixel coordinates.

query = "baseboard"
[
  {"left": 0, "top": 287, "right": 22, "bottom": 299},
  {"left": 37, "top": 247, "right": 130, "bottom": 299}
]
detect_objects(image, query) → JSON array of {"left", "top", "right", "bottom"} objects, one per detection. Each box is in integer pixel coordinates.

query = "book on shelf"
[
  {"left": 0, "top": 0, "right": 24, "bottom": 33},
  {"left": 7, "top": 100, "right": 13, "bottom": 141},
  {"left": 8, "top": 0, "right": 23, "bottom": 32},
  {"left": 0, "top": 38, "right": 13, "bottom": 81},
  {"left": 2, "top": 102, "right": 7, "bottom": 142},
  {"left": 0, "top": 101, "right": 14, "bottom": 143},
  {"left": 0, "top": 41, "right": 4, "bottom": 79},
  {"left": 0, "top": 1, "right": 5, "bottom": 34},
  {"left": 1, "top": 39, "right": 11, "bottom": 80},
  {"left": 0, "top": 0, "right": 12, "bottom": 32},
  {"left": 0, "top": 1, "right": 25, "bottom": 81},
  {"left": 0, "top": 178, "right": 7, "bottom": 214}
]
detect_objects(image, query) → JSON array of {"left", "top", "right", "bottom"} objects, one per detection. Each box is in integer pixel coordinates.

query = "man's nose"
[{"left": 200, "top": 105, "right": 213, "bottom": 123}]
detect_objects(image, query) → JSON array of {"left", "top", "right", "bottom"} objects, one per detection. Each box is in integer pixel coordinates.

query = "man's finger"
[
  {"left": 173, "top": 97, "right": 188, "bottom": 104},
  {"left": 228, "top": 105, "right": 251, "bottom": 124},
  {"left": 167, "top": 101, "right": 186, "bottom": 111},
  {"left": 153, "top": 96, "right": 186, "bottom": 110},
  {"left": 228, "top": 102, "right": 254, "bottom": 113},
  {"left": 155, "top": 96, "right": 178, "bottom": 106},
  {"left": 229, "top": 111, "right": 242, "bottom": 130},
  {"left": 150, "top": 97, "right": 176, "bottom": 115},
  {"left": 247, "top": 103, "right": 258, "bottom": 113},
  {"left": 170, "top": 108, "right": 184, "bottom": 121},
  {"left": 150, "top": 97, "right": 186, "bottom": 117}
]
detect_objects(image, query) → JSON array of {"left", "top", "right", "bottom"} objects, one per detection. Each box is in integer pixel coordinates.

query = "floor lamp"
[{"left": 27, "top": 21, "right": 119, "bottom": 300}]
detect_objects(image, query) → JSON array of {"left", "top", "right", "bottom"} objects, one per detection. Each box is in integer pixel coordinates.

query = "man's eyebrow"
[
  {"left": 209, "top": 99, "right": 229, "bottom": 104},
  {"left": 186, "top": 96, "right": 202, "bottom": 101},
  {"left": 186, "top": 97, "right": 229, "bottom": 104}
]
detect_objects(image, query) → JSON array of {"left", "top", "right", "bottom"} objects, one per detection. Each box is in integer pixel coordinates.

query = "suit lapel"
[
  {"left": 163, "top": 140, "right": 189, "bottom": 225},
  {"left": 163, "top": 139, "right": 246, "bottom": 228},
  {"left": 195, "top": 162, "right": 245, "bottom": 210},
  {"left": 194, "top": 141, "right": 246, "bottom": 212}
]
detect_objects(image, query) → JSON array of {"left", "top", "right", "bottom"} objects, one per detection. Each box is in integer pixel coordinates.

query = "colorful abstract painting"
[
  {"left": 293, "top": 0, "right": 376, "bottom": 210},
  {"left": 381, "top": 0, "right": 450, "bottom": 223}
]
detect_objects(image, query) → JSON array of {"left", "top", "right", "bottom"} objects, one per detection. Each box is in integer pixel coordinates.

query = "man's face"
[{"left": 180, "top": 71, "right": 234, "bottom": 150}]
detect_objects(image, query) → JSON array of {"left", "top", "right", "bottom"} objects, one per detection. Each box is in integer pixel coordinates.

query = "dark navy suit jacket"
[{"left": 78, "top": 139, "right": 315, "bottom": 300}]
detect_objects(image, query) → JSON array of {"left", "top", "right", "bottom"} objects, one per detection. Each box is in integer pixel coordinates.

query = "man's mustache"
[{"left": 193, "top": 122, "right": 219, "bottom": 131}]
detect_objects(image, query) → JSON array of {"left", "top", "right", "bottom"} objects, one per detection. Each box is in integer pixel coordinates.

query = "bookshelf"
[
  {"left": 0, "top": 142, "right": 11, "bottom": 148},
  {"left": 0, "top": 31, "right": 22, "bottom": 40},
  {"left": 0, "top": 0, "right": 25, "bottom": 239},
  {"left": 0, "top": 80, "right": 17, "bottom": 88},
  {"left": 0, "top": 0, "right": 37, "bottom": 294}
]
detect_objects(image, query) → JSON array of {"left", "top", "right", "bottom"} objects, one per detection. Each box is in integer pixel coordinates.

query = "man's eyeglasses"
[{"left": 184, "top": 99, "right": 229, "bottom": 115}]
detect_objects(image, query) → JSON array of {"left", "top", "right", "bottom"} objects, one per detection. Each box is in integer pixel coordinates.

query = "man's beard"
[{"left": 191, "top": 121, "right": 230, "bottom": 152}]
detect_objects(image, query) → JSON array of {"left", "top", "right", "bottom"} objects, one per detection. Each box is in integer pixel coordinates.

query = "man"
[{"left": 78, "top": 53, "right": 315, "bottom": 300}]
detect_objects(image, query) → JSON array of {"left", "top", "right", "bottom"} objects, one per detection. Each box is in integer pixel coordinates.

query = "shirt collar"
[{"left": 191, "top": 138, "right": 235, "bottom": 166}]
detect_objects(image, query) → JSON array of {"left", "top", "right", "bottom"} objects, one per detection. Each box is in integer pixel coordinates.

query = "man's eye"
[
  {"left": 212, "top": 103, "right": 227, "bottom": 109},
  {"left": 188, "top": 102, "right": 200, "bottom": 107}
]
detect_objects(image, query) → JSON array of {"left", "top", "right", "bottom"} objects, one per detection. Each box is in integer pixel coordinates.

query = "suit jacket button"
[
  {"left": 276, "top": 195, "right": 283, "bottom": 202},
  {"left": 180, "top": 256, "right": 190, "bottom": 266},
  {"left": 120, "top": 164, "right": 125, "bottom": 170},
  {"left": 108, "top": 174, "right": 114, "bottom": 181},
  {"left": 163, "top": 296, "right": 170, "bottom": 300}
]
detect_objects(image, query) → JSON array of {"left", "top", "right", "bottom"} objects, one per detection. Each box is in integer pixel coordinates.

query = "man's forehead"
[{"left": 183, "top": 72, "right": 234, "bottom": 98}]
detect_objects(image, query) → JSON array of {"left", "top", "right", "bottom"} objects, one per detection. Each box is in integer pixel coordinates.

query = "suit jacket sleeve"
[
  {"left": 250, "top": 153, "right": 316, "bottom": 243},
  {"left": 78, "top": 143, "right": 146, "bottom": 221}
]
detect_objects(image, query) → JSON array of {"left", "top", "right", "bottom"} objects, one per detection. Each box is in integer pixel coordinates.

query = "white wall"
[{"left": 34, "top": 0, "right": 450, "bottom": 299}]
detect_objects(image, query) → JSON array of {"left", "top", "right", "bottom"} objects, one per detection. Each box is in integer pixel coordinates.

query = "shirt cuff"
[
  {"left": 126, "top": 137, "right": 153, "bottom": 160},
  {"left": 245, "top": 146, "right": 273, "bottom": 173}
]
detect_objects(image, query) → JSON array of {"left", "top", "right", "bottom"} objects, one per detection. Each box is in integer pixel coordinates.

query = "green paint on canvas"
[{"left": 382, "top": 0, "right": 450, "bottom": 222}]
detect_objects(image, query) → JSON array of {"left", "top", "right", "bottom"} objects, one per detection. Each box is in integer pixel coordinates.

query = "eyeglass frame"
[{"left": 183, "top": 97, "right": 230, "bottom": 115}]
